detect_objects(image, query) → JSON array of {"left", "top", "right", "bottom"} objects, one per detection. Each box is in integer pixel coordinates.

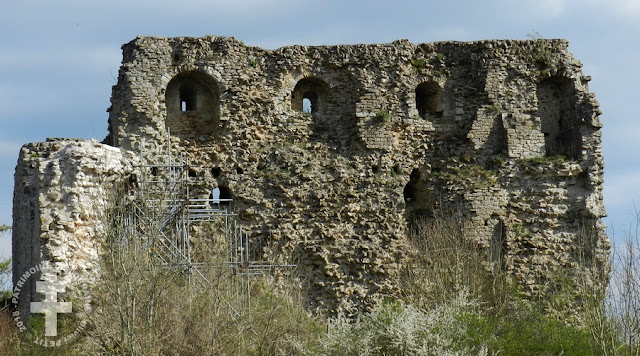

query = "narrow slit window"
[
  {"left": 302, "top": 91, "right": 318, "bottom": 113},
  {"left": 303, "top": 98, "right": 312, "bottom": 113},
  {"left": 179, "top": 84, "right": 197, "bottom": 112}
]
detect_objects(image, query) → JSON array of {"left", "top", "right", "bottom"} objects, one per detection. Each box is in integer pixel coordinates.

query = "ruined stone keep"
[{"left": 13, "top": 36, "right": 608, "bottom": 313}]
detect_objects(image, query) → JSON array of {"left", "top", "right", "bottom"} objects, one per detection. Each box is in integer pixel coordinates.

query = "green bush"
[{"left": 492, "top": 308, "right": 598, "bottom": 355}]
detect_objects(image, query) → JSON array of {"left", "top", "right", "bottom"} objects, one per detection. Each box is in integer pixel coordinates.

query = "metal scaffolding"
[{"left": 128, "top": 132, "right": 293, "bottom": 311}]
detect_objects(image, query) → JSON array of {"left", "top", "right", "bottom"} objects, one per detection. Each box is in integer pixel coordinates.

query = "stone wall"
[
  {"left": 12, "top": 139, "right": 138, "bottom": 315},
  {"left": 14, "top": 36, "right": 608, "bottom": 314}
]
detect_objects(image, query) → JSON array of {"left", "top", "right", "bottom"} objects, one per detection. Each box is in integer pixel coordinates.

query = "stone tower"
[{"left": 14, "top": 36, "right": 608, "bottom": 314}]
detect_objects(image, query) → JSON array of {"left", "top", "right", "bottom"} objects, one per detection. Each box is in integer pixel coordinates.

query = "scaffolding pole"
[{"left": 127, "top": 132, "right": 294, "bottom": 312}]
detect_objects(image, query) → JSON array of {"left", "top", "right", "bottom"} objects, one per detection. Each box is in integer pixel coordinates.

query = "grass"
[
  {"left": 525, "top": 155, "right": 567, "bottom": 165},
  {"left": 527, "top": 31, "right": 555, "bottom": 68},
  {"left": 487, "top": 155, "right": 506, "bottom": 171},
  {"left": 373, "top": 110, "right": 391, "bottom": 125},
  {"left": 432, "top": 164, "right": 498, "bottom": 189},
  {"left": 248, "top": 56, "right": 259, "bottom": 68},
  {"left": 488, "top": 104, "right": 501, "bottom": 115}
]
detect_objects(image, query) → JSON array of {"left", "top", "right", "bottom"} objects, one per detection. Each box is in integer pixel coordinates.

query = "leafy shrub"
[{"left": 491, "top": 306, "right": 598, "bottom": 355}]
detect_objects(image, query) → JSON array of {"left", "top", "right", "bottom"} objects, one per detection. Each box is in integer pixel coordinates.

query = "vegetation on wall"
[
  {"left": 373, "top": 111, "right": 391, "bottom": 125},
  {"left": 432, "top": 163, "right": 499, "bottom": 190},
  {"left": 411, "top": 58, "right": 427, "bottom": 72},
  {"left": 527, "top": 31, "right": 557, "bottom": 69}
]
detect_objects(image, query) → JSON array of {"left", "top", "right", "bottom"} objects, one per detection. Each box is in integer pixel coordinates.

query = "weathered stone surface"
[
  {"left": 12, "top": 139, "right": 138, "bottom": 314},
  {"left": 14, "top": 36, "right": 608, "bottom": 314}
]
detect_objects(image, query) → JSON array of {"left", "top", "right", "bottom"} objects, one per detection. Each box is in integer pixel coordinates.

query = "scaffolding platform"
[{"left": 124, "top": 132, "right": 294, "bottom": 311}]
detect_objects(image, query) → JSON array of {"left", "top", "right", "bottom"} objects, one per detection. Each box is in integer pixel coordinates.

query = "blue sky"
[{"left": 1, "top": 0, "right": 639, "bottom": 261}]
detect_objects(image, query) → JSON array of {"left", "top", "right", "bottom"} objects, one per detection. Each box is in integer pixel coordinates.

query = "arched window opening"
[
  {"left": 415, "top": 82, "right": 443, "bottom": 119},
  {"left": 209, "top": 187, "right": 221, "bottom": 208},
  {"left": 165, "top": 71, "right": 220, "bottom": 139},
  {"left": 209, "top": 186, "right": 233, "bottom": 208},
  {"left": 303, "top": 97, "right": 313, "bottom": 113},
  {"left": 291, "top": 77, "right": 329, "bottom": 113}
]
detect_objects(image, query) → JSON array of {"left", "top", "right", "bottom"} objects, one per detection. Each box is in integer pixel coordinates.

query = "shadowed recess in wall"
[
  {"left": 415, "top": 81, "right": 443, "bottom": 120},
  {"left": 403, "top": 168, "right": 435, "bottom": 223},
  {"left": 537, "top": 76, "right": 581, "bottom": 160},
  {"left": 165, "top": 71, "right": 221, "bottom": 140},
  {"left": 292, "top": 76, "right": 360, "bottom": 150}
]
